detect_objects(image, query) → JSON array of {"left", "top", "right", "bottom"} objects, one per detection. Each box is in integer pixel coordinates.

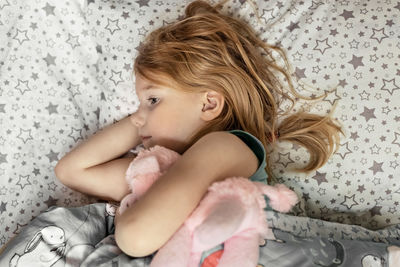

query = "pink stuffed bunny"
[
  {"left": 119, "top": 145, "right": 298, "bottom": 267},
  {"left": 119, "top": 145, "right": 180, "bottom": 214}
]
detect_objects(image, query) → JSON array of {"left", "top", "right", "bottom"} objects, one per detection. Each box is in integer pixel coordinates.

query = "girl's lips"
[{"left": 141, "top": 136, "right": 151, "bottom": 140}]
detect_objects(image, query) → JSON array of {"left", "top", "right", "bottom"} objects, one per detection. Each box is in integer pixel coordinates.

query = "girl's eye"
[{"left": 147, "top": 97, "right": 159, "bottom": 105}]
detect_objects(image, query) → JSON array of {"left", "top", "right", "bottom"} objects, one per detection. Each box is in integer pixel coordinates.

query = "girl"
[{"left": 55, "top": 0, "right": 341, "bottom": 258}]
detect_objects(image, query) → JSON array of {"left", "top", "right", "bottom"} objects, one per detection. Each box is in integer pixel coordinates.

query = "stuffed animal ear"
[
  {"left": 258, "top": 184, "right": 298, "bottom": 213},
  {"left": 192, "top": 198, "right": 246, "bottom": 252}
]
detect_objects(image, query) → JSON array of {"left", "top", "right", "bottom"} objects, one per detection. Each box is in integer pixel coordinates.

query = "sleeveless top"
[{"left": 228, "top": 129, "right": 268, "bottom": 184}]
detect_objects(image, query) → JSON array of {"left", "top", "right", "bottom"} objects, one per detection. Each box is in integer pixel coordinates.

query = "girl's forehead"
[
  {"left": 135, "top": 74, "right": 153, "bottom": 89},
  {"left": 137, "top": 84, "right": 162, "bottom": 93},
  {"left": 135, "top": 75, "right": 164, "bottom": 94},
  {"left": 135, "top": 72, "right": 165, "bottom": 86},
  {"left": 134, "top": 73, "right": 203, "bottom": 100},
  {"left": 135, "top": 74, "right": 180, "bottom": 96}
]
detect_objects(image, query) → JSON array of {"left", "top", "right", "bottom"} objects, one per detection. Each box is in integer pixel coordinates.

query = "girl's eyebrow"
[{"left": 144, "top": 85, "right": 161, "bottom": 91}]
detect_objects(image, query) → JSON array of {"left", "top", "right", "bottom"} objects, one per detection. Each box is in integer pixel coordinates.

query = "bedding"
[
  {"left": 0, "top": 204, "right": 399, "bottom": 266},
  {"left": 1, "top": 0, "right": 400, "bottom": 263}
]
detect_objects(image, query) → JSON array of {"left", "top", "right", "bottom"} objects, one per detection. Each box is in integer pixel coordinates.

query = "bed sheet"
[{"left": 0, "top": 0, "right": 399, "bottom": 248}]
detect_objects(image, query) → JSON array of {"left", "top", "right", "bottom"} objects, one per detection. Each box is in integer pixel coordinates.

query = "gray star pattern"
[
  {"left": 312, "top": 171, "right": 328, "bottom": 186},
  {"left": 369, "top": 161, "right": 384, "bottom": 175},
  {"left": 348, "top": 55, "right": 364, "bottom": 69},
  {"left": 359, "top": 107, "right": 376, "bottom": 122},
  {"left": 45, "top": 102, "right": 58, "bottom": 114},
  {"left": 42, "top": 3, "right": 55, "bottom": 16},
  {"left": 295, "top": 67, "right": 306, "bottom": 79},
  {"left": 0, "top": 202, "right": 6, "bottom": 214},
  {"left": 105, "top": 18, "right": 121, "bottom": 34},
  {"left": 341, "top": 194, "right": 358, "bottom": 210},
  {"left": 370, "top": 28, "right": 388, "bottom": 44},
  {"left": 339, "top": 10, "right": 354, "bottom": 20},
  {"left": 45, "top": 150, "right": 59, "bottom": 163},
  {"left": 66, "top": 34, "right": 80, "bottom": 48},
  {"left": 136, "top": 0, "right": 150, "bottom": 8},
  {"left": 381, "top": 78, "right": 400, "bottom": 95},
  {"left": 0, "top": 153, "right": 7, "bottom": 164},
  {"left": 17, "top": 129, "right": 34, "bottom": 144},
  {"left": 43, "top": 53, "right": 56, "bottom": 66},
  {"left": 43, "top": 196, "right": 58, "bottom": 207},
  {"left": 0, "top": 1, "right": 10, "bottom": 10},
  {"left": 16, "top": 175, "right": 31, "bottom": 190},
  {"left": 15, "top": 79, "right": 31, "bottom": 94},
  {"left": 13, "top": 29, "right": 29, "bottom": 45},
  {"left": 313, "top": 38, "right": 331, "bottom": 55}
]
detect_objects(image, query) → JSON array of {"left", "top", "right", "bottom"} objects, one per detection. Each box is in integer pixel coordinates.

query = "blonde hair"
[{"left": 134, "top": 0, "right": 342, "bottom": 180}]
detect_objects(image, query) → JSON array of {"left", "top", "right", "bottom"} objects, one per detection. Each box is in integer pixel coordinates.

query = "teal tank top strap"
[
  {"left": 228, "top": 129, "right": 272, "bottom": 211},
  {"left": 228, "top": 129, "right": 268, "bottom": 184}
]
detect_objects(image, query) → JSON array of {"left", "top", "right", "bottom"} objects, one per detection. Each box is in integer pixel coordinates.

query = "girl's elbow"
[
  {"left": 54, "top": 161, "right": 79, "bottom": 189},
  {"left": 114, "top": 221, "right": 158, "bottom": 257},
  {"left": 54, "top": 162, "right": 70, "bottom": 186}
]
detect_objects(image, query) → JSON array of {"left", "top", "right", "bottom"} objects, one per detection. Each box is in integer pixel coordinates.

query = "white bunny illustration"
[
  {"left": 361, "top": 254, "right": 385, "bottom": 267},
  {"left": 359, "top": 245, "right": 400, "bottom": 267},
  {"left": 9, "top": 225, "right": 66, "bottom": 267}
]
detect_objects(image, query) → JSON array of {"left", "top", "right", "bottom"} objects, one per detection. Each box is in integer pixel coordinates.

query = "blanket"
[{"left": 1, "top": 203, "right": 399, "bottom": 267}]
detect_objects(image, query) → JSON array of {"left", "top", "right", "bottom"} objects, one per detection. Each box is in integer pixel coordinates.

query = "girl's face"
[{"left": 130, "top": 74, "right": 207, "bottom": 154}]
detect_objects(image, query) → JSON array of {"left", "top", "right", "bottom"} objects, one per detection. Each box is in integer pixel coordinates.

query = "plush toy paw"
[
  {"left": 130, "top": 145, "right": 181, "bottom": 176},
  {"left": 120, "top": 146, "right": 181, "bottom": 215}
]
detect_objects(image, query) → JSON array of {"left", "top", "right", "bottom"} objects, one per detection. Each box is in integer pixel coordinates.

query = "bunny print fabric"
[{"left": 1, "top": 203, "right": 399, "bottom": 267}]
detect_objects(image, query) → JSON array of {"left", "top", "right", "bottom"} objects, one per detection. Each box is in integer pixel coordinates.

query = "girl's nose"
[{"left": 130, "top": 110, "right": 145, "bottom": 127}]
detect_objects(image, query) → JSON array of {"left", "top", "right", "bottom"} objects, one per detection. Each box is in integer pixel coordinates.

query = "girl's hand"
[{"left": 114, "top": 206, "right": 122, "bottom": 226}]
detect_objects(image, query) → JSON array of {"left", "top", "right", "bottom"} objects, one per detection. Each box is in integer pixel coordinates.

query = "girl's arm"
[
  {"left": 54, "top": 115, "right": 141, "bottom": 201},
  {"left": 114, "top": 131, "right": 259, "bottom": 257}
]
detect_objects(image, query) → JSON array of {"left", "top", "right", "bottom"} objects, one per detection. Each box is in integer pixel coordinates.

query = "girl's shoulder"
[
  {"left": 183, "top": 131, "right": 259, "bottom": 184},
  {"left": 227, "top": 130, "right": 268, "bottom": 183}
]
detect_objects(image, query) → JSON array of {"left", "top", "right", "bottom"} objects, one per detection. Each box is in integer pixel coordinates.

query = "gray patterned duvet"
[{"left": 0, "top": 203, "right": 399, "bottom": 266}]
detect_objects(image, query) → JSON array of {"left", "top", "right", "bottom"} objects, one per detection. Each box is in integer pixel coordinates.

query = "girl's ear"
[{"left": 200, "top": 91, "right": 224, "bottom": 121}]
